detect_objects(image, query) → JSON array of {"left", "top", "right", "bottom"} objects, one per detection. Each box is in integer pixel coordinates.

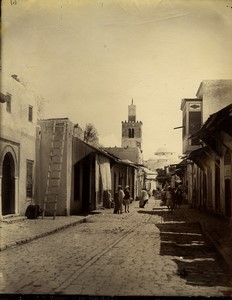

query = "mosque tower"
[{"left": 121, "top": 99, "right": 143, "bottom": 150}]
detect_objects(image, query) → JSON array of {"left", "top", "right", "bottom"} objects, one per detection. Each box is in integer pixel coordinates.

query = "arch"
[
  {"left": 0, "top": 145, "right": 18, "bottom": 177},
  {"left": 1, "top": 152, "right": 16, "bottom": 215}
]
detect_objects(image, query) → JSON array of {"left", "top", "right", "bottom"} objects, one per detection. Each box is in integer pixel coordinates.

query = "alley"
[{"left": 0, "top": 199, "right": 231, "bottom": 297}]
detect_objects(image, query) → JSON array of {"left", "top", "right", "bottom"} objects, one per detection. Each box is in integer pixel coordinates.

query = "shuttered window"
[
  {"left": 6, "top": 94, "right": 12, "bottom": 113},
  {"left": 28, "top": 105, "right": 33, "bottom": 122},
  {"left": 26, "top": 160, "right": 33, "bottom": 198},
  {"left": 189, "top": 111, "right": 201, "bottom": 145}
]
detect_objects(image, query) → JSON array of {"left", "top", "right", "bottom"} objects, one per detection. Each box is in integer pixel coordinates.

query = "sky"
[{"left": 2, "top": 0, "right": 232, "bottom": 160}]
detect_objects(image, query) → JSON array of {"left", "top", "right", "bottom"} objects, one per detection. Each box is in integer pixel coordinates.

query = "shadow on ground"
[
  {"left": 137, "top": 205, "right": 232, "bottom": 290},
  {"left": 155, "top": 222, "right": 232, "bottom": 288},
  {"left": 138, "top": 207, "right": 191, "bottom": 223}
]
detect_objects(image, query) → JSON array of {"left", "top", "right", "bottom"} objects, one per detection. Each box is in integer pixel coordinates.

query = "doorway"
[
  {"left": 215, "top": 160, "right": 220, "bottom": 212},
  {"left": 2, "top": 152, "right": 15, "bottom": 215},
  {"left": 225, "top": 179, "right": 231, "bottom": 218}
]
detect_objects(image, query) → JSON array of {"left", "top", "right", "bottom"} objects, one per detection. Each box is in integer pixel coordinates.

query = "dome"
[{"left": 155, "top": 145, "right": 174, "bottom": 155}]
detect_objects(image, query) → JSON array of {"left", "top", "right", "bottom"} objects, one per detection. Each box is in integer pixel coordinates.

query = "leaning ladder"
[{"left": 42, "top": 120, "right": 66, "bottom": 219}]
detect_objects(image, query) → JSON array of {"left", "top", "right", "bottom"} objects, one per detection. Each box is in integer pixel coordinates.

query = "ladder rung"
[
  {"left": 55, "top": 122, "right": 65, "bottom": 125},
  {"left": 46, "top": 181, "right": 60, "bottom": 186},
  {"left": 48, "top": 171, "right": 61, "bottom": 175},
  {"left": 43, "top": 121, "right": 65, "bottom": 220},
  {"left": 44, "top": 201, "right": 57, "bottom": 204},
  {"left": 50, "top": 152, "right": 63, "bottom": 155},
  {"left": 45, "top": 193, "right": 58, "bottom": 197},
  {"left": 53, "top": 138, "right": 65, "bottom": 142},
  {"left": 48, "top": 168, "right": 61, "bottom": 172}
]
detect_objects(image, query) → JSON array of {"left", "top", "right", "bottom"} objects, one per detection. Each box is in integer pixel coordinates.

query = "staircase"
[{"left": 42, "top": 120, "right": 66, "bottom": 219}]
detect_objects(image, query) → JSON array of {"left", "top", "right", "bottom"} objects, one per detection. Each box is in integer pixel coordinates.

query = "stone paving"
[
  {"left": 1, "top": 197, "right": 231, "bottom": 270},
  {"left": 0, "top": 198, "right": 231, "bottom": 297},
  {"left": 0, "top": 214, "right": 92, "bottom": 251}
]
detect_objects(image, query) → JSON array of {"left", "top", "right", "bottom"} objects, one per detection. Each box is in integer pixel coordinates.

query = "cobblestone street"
[{"left": 0, "top": 199, "right": 231, "bottom": 297}]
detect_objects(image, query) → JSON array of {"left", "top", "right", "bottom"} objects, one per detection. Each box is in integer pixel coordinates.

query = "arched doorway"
[{"left": 2, "top": 152, "right": 15, "bottom": 215}]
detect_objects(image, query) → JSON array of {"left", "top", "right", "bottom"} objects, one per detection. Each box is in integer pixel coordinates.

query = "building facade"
[
  {"left": 36, "top": 118, "right": 138, "bottom": 216},
  {"left": 0, "top": 74, "right": 38, "bottom": 219},
  {"left": 181, "top": 99, "right": 202, "bottom": 155},
  {"left": 180, "top": 80, "right": 232, "bottom": 219},
  {"left": 181, "top": 80, "right": 232, "bottom": 155}
]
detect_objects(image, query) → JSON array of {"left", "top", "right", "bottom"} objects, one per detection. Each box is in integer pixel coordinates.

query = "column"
[
  {"left": 14, "top": 176, "right": 18, "bottom": 215},
  {"left": 0, "top": 176, "right": 2, "bottom": 220}
]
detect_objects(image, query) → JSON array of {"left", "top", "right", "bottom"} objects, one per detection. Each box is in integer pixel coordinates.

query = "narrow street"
[{"left": 0, "top": 199, "right": 231, "bottom": 297}]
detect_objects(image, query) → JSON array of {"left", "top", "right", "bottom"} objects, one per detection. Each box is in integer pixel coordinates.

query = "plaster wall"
[
  {"left": 36, "top": 119, "right": 73, "bottom": 215},
  {"left": 197, "top": 80, "right": 232, "bottom": 123},
  {"left": 0, "top": 75, "right": 38, "bottom": 216}
]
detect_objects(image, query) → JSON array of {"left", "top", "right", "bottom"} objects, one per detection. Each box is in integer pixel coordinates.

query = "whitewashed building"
[{"left": 0, "top": 74, "right": 38, "bottom": 219}]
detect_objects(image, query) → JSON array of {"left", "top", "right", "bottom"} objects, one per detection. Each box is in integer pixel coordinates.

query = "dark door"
[
  {"left": 89, "top": 156, "right": 96, "bottom": 210},
  {"left": 203, "top": 173, "right": 207, "bottom": 211},
  {"left": 2, "top": 153, "right": 15, "bottom": 215},
  {"left": 215, "top": 161, "right": 220, "bottom": 212},
  {"left": 82, "top": 156, "right": 90, "bottom": 212},
  {"left": 74, "top": 162, "right": 81, "bottom": 201},
  {"left": 225, "top": 179, "right": 231, "bottom": 218}
]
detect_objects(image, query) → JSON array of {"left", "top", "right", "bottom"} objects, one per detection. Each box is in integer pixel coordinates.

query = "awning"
[
  {"left": 189, "top": 103, "right": 232, "bottom": 140},
  {"left": 97, "top": 155, "right": 112, "bottom": 190},
  {"left": 73, "top": 137, "right": 117, "bottom": 164},
  {"left": 187, "top": 146, "right": 212, "bottom": 169}
]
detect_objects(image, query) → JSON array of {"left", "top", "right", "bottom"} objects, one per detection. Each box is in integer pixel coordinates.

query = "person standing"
[
  {"left": 139, "top": 188, "right": 149, "bottom": 208},
  {"left": 113, "top": 189, "right": 119, "bottom": 214},
  {"left": 175, "top": 186, "right": 183, "bottom": 208},
  {"left": 123, "top": 185, "right": 131, "bottom": 213},
  {"left": 118, "top": 185, "right": 125, "bottom": 214},
  {"left": 166, "top": 186, "right": 174, "bottom": 212}
]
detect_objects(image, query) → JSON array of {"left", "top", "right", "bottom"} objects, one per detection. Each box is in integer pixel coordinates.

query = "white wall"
[
  {"left": 0, "top": 74, "right": 38, "bottom": 215},
  {"left": 197, "top": 80, "right": 232, "bottom": 123}
]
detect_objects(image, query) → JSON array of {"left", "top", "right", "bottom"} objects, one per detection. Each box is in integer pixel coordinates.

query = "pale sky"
[{"left": 2, "top": 0, "right": 232, "bottom": 159}]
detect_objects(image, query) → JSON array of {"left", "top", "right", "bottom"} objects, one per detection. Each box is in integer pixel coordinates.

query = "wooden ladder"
[{"left": 42, "top": 120, "right": 66, "bottom": 219}]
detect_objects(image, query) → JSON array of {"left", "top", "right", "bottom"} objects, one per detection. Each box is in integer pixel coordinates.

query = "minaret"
[
  {"left": 121, "top": 99, "right": 143, "bottom": 149},
  {"left": 128, "top": 99, "right": 136, "bottom": 122}
]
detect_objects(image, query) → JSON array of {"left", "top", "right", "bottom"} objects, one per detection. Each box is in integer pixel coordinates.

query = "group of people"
[
  {"left": 114, "top": 185, "right": 131, "bottom": 214},
  {"left": 110, "top": 183, "right": 183, "bottom": 214},
  {"left": 161, "top": 185, "right": 183, "bottom": 212},
  {"left": 113, "top": 185, "right": 150, "bottom": 214}
]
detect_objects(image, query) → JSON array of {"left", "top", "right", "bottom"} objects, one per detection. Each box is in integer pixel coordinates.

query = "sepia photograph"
[{"left": 0, "top": 0, "right": 232, "bottom": 298}]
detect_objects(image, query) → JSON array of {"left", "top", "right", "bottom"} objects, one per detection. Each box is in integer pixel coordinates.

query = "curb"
[{"left": 0, "top": 216, "right": 90, "bottom": 252}]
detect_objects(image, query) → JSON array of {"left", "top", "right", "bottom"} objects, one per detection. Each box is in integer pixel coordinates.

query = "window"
[
  {"left": 128, "top": 128, "right": 134, "bottom": 138},
  {"left": 189, "top": 111, "right": 201, "bottom": 145},
  {"left": 182, "top": 113, "right": 186, "bottom": 137},
  {"left": 6, "top": 94, "right": 12, "bottom": 113},
  {"left": 189, "top": 111, "right": 201, "bottom": 134},
  {"left": 28, "top": 105, "right": 33, "bottom": 122},
  {"left": 26, "top": 160, "right": 33, "bottom": 198}
]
